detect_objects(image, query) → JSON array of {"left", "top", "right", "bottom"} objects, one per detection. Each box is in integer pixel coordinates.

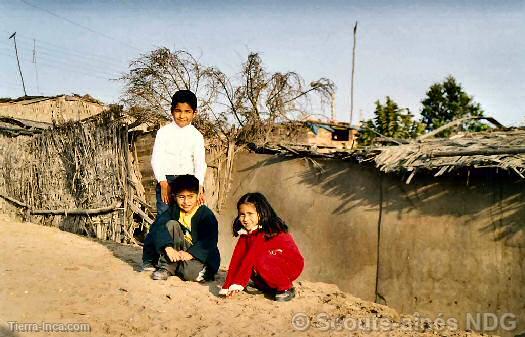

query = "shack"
[{"left": 0, "top": 94, "right": 105, "bottom": 123}]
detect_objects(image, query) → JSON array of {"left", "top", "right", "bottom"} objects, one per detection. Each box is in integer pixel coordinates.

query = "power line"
[
  {"left": 0, "top": 41, "right": 123, "bottom": 77},
  {"left": 0, "top": 45, "right": 125, "bottom": 79},
  {"left": 9, "top": 33, "right": 127, "bottom": 67},
  {"left": 23, "top": 47, "right": 124, "bottom": 75},
  {"left": 0, "top": 32, "right": 127, "bottom": 67},
  {"left": 0, "top": 48, "right": 117, "bottom": 81},
  {"left": 0, "top": 50, "right": 119, "bottom": 81},
  {"left": 18, "top": 0, "right": 143, "bottom": 52}
]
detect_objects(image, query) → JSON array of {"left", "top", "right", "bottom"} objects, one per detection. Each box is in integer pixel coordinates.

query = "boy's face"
[
  {"left": 175, "top": 190, "right": 198, "bottom": 213},
  {"left": 172, "top": 102, "right": 196, "bottom": 128}
]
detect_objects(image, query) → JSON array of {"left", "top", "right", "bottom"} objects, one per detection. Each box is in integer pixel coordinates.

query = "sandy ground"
[{"left": 0, "top": 214, "right": 487, "bottom": 337}]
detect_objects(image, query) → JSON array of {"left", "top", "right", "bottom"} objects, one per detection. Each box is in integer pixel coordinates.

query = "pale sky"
[{"left": 0, "top": 0, "right": 524, "bottom": 125}]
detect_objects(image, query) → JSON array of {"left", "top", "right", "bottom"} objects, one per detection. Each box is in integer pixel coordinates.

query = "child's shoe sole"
[{"left": 274, "top": 287, "right": 296, "bottom": 302}]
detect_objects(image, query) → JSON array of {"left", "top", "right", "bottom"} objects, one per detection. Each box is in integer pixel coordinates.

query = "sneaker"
[
  {"left": 152, "top": 268, "right": 170, "bottom": 280},
  {"left": 274, "top": 287, "right": 296, "bottom": 302},
  {"left": 141, "top": 262, "right": 156, "bottom": 272},
  {"left": 245, "top": 281, "right": 264, "bottom": 295}
]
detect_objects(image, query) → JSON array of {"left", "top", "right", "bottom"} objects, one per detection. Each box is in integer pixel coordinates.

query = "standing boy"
[
  {"left": 143, "top": 175, "right": 220, "bottom": 281},
  {"left": 151, "top": 90, "right": 206, "bottom": 217}
]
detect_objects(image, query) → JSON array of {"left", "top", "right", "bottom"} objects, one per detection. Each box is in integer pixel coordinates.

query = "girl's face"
[{"left": 238, "top": 203, "right": 260, "bottom": 231}]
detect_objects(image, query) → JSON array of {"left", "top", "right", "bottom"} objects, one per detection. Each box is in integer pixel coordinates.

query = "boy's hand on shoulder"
[
  {"left": 160, "top": 180, "right": 171, "bottom": 204},
  {"left": 198, "top": 186, "right": 206, "bottom": 205},
  {"left": 165, "top": 246, "right": 181, "bottom": 262}
]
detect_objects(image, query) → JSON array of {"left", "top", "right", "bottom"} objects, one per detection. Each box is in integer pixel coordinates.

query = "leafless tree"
[
  {"left": 119, "top": 48, "right": 219, "bottom": 129},
  {"left": 120, "top": 48, "right": 335, "bottom": 211},
  {"left": 120, "top": 48, "right": 335, "bottom": 145},
  {"left": 209, "top": 52, "right": 335, "bottom": 144}
]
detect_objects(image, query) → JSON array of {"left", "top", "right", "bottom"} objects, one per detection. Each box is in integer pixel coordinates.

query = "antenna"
[
  {"left": 9, "top": 32, "right": 27, "bottom": 96},
  {"left": 33, "top": 38, "right": 41, "bottom": 94}
]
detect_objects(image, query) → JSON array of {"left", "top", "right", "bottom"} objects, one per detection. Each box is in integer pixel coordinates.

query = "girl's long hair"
[{"left": 233, "top": 192, "right": 288, "bottom": 238}]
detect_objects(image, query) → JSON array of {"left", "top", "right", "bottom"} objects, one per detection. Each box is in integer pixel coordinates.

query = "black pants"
[
  {"left": 143, "top": 220, "right": 206, "bottom": 282},
  {"left": 142, "top": 231, "right": 159, "bottom": 266}
]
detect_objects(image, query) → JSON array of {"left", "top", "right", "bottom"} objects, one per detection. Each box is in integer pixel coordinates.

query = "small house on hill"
[{"left": 269, "top": 119, "right": 359, "bottom": 150}]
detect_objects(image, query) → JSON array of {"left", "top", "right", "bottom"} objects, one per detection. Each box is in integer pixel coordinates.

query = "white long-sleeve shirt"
[{"left": 151, "top": 122, "right": 206, "bottom": 186}]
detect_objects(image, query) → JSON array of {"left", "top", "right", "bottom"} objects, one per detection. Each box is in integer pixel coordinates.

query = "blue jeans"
[{"left": 155, "top": 175, "right": 178, "bottom": 217}]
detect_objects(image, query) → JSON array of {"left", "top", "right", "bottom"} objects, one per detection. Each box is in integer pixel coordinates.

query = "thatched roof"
[
  {"left": 0, "top": 116, "right": 52, "bottom": 136},
  {"left": 0, "top": 94, "right": 105, "bottom": 106},
  {"left": 370, "top": 128, "right": 525, "bottom": 179},
  {"left": 249, "top": 127, "right": 525, "bottom": 181}
]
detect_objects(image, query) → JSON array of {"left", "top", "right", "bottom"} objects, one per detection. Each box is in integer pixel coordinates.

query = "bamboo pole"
[
  {"left": 30, "top": 203, "right": 120, "bottom": 215},
  {"left": 0, "top": 193, "right": 28, "bottom": 208},
  {"left": 417, "top": 116, "right": 505, "bottom": 141},
  {"left": 431, "top": 147, "right": 525, "bottom": 158}
]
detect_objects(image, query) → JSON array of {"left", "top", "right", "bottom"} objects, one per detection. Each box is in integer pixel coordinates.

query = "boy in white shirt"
[
  {"left": 143, "top": 90, "right": 207, "bottom": 272},
  {"left": 151, "top": 90, "right": 206, "bottom": 217}
]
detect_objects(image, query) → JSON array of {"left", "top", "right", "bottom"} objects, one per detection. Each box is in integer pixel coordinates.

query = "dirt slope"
[{"left": 0, "top": 215, "right": 486, "bottom": 337}]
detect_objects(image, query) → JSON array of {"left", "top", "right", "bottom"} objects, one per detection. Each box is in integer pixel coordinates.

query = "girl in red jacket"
[{"left": 219, "top": 192, "right": 304, "bottom": 301}]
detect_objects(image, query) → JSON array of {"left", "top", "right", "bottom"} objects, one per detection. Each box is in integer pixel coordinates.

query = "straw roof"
[
  {"left": 0, "top": 116, "right": 52, "bottom": 136},
  {"left": 249, "top": 127, "right": 525, "bottom": 181},
  {"left": 0, "top": 94, "right": 104, "bottom": 105},
  {"left": 370, "top": 128, "right": 525, "bottom": 179}
]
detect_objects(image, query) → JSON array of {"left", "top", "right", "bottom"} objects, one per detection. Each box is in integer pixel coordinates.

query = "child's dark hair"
[
  {"left": 233, "top": 192, "right": 288, "bottom": 238},
  {"left": 171, "top": 90, "right": 197, "bottom": 112},
  {"left": 170, "top": 175, "right": 200, "bottom": 195}
]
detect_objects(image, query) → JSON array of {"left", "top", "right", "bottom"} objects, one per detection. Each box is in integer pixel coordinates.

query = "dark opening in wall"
[{"left": 332, "top": 128, "right": 350, "bottom": 141}]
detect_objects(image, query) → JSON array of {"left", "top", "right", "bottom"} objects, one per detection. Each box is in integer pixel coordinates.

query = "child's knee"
[{"left": 179, "top": 261, "right": 206, "bottom": 281}]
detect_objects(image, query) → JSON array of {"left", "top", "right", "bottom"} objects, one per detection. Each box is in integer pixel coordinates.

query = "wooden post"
[{"left": 350, "top": 21, "right": 358, "bottom": 125}]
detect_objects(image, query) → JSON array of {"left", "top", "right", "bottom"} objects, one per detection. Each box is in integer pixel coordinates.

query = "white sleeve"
[
  {"left": 151, "top": 128, "right": 167, "bottom": 182},
  {"left": 193, "top": 132, "right": 207, "bottom": 187}
]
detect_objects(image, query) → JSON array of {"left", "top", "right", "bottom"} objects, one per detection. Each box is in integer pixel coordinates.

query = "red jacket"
[{"left": 222, "top": 229, "right": 304, "bottom": 290}]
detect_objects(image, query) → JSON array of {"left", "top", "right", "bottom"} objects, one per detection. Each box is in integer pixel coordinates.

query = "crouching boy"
[{"left": 142, "top": 174, "right": 220, "bottom": 282}]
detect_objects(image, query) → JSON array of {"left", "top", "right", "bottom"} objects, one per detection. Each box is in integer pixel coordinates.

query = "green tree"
[
  {"left": 421, "top": 76, "right": 488, "bottom": 135},
  {"left": 359, "top": 97, "right": 424, "bottom": 145}
]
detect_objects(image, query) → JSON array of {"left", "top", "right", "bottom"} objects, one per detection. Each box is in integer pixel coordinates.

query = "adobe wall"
[{"left": 377, "top": 174, "right": 524, "bottom": 335}]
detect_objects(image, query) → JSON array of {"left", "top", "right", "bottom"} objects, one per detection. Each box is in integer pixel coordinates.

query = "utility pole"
[
  {"left": 9, "top": 32, "right": 27, "bottom": 96},
  {"left": 350, "top": 21, "right": 358, "bottom": 126},
  {"left": 330, "top": 92, "right": 336, "bottom": 121}
]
